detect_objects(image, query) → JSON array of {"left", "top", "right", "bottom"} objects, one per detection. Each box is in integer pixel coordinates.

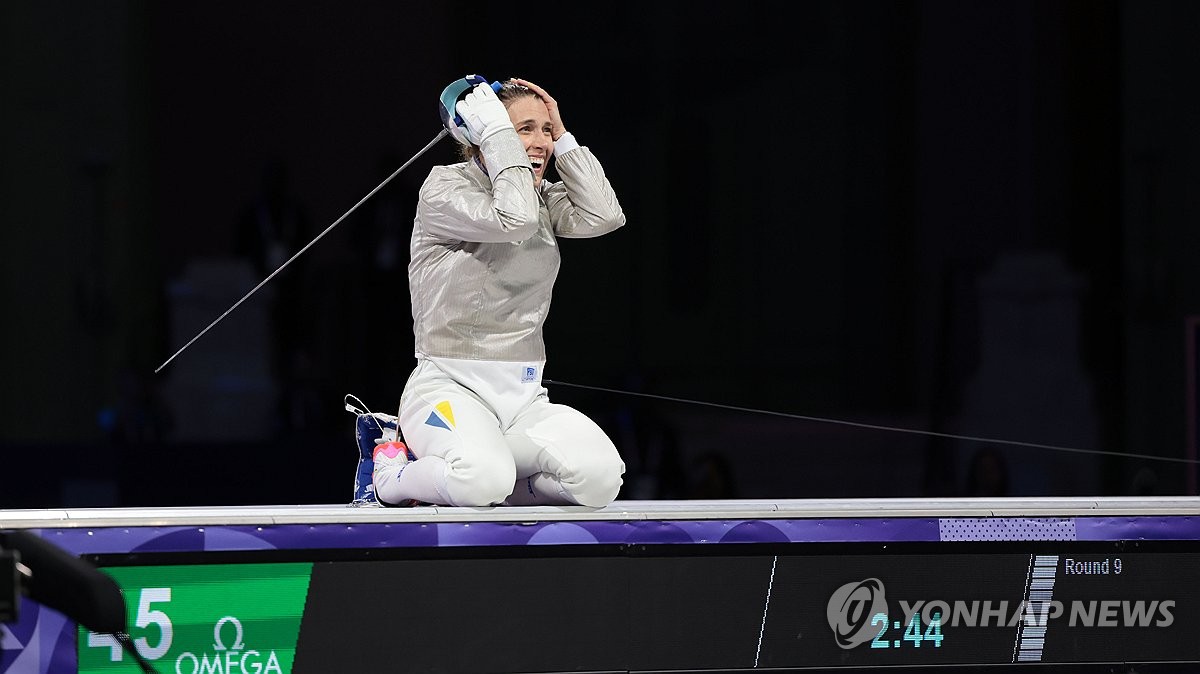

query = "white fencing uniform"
[{"left": 373, "top": 127, "right": 626, "bottom": 507}]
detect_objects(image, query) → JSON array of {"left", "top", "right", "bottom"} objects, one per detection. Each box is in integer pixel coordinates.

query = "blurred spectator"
[
  {"left": 1128, "top": 466, "right": 1158, "bottom": 496},
  {"left": 603, "top": 371, "right": 686, "bottom": 500},
  {"left": 234, "top": 159, "right": 318, "bottom": 432},
  {"left": 963, "top": 446, "right": 1010, "bottom": 497},
  {"left": 97, "top": 366, "right": 173, "bottom": 444},
  {"left": 236, "top": 159, "right": 310, "bottom": 277},
  {"left": 687, "top": 451, "right": 737, "bottom": 500}
]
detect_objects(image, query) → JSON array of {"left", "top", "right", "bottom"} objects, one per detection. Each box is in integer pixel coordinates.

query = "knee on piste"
[
  {"left": 443, "top": 451, "right": 518, "bottom": 506},
  {"left": 562, "top": 452, "right": 625, "bottom": 508}
]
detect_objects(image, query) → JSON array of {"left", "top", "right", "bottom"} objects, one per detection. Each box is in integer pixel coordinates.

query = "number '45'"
[{"left": 87, "top": 587, "right": 174, "bottom": 661}]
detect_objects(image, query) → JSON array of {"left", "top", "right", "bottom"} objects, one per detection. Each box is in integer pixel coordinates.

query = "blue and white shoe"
[
  {"left": 347, "top": 394, "right": 421, "bottom": 507},
  {"left": 351, "top": 411, "right": 404, "bottom": 507}
]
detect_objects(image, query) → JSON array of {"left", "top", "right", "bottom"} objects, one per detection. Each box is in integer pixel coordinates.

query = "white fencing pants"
[{"left": 373, "top": 357, "right": 624, "bottom": 507}]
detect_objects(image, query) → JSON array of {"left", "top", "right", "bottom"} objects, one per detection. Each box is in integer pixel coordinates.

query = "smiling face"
[{"left": 505, "top": 95, "right": 554, "bottom": 186}]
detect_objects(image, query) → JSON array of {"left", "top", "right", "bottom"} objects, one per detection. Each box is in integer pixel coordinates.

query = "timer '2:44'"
[{"left": 870, "top": 611, "right": 944, "bottom": 649}]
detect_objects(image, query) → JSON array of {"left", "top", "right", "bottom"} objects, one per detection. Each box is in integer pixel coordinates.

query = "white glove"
[{"left": 455, "top": 82, "right": 513, "bottom": 145}]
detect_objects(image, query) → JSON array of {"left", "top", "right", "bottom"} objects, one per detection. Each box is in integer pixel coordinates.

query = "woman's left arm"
[
  {"left": 510, "top": 78, "right": 624, "bottom": 238},
  {"left": 543, "top": 140, "right": 626, "bottom": 238}
]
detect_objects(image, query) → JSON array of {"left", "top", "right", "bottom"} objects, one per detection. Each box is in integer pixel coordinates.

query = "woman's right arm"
[{"left": 417, "top": 132, "right": 540, "bottom": 243}]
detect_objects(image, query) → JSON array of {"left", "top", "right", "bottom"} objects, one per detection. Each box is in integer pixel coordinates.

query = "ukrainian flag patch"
[{"left": 425, "top": 400, "right": 456, "bottom": 431}]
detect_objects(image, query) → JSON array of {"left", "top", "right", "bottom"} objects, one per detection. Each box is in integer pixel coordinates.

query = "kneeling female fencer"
[{"left": 371, "top": 77, "right": 626, "bottom": 507}]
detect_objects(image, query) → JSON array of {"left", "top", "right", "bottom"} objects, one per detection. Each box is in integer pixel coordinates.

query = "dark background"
[{"left": 2, "top": 0, "right": 1198, "bottom": 508}]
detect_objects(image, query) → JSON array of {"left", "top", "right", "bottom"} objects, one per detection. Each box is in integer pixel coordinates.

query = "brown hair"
[{"left": 461, "top": 80, "right": 543, "bottom": 161}]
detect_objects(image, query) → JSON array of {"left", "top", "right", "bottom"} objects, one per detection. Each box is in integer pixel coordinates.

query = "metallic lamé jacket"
[{"left": 409, "top": 129, "right": 625, "bottom": 362}]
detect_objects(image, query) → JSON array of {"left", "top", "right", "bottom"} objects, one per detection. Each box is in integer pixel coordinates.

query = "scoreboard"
[
  {"left": 4, "top": 498, "right": 1200, "bottom": 673},
  {"left": 77, "top": 542, "right": 1200, "bottom": 672}
]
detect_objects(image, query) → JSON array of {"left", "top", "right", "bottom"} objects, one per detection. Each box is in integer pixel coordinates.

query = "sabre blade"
[{"left": 155, "top": 128, "right": 449, "bottom": 373}]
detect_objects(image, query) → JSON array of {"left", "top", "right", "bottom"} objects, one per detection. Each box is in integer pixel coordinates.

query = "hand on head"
[
  {"left": 456, "top": 82, "right": 514, "bottom": 145},
  {"left": 511, "top": 78, "right": 567, "bottom": 141}
]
